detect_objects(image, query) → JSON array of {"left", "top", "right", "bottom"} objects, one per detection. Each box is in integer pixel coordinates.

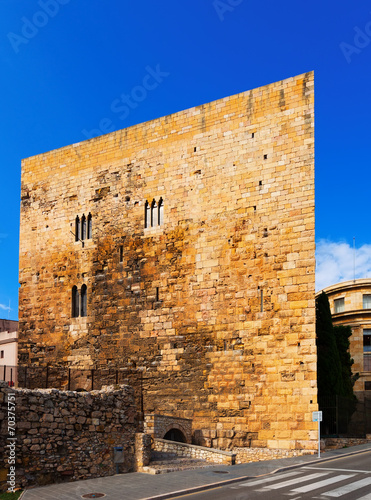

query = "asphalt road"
[{"left": 168, "top": 450, "right": 371, "bottom": 500}]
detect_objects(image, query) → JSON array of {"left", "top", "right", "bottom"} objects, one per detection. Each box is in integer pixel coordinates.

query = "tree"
[
  {"left": 316, "top": 292, "right": 343, "bottom": 398},
  {"left": 333, "top": 325, "right": 357, "bottom": 398}
]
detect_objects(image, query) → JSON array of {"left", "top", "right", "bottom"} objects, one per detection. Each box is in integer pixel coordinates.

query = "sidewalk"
[{"left": 21, "top": 443, "right": 371, "bottom": 500}]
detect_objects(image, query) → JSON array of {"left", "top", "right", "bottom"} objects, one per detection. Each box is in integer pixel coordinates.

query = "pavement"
[{"left": 20, "top": 443, "right": 371, "bottom": 500}]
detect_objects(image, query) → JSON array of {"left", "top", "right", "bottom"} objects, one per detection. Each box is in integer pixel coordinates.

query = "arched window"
[
  {"left": 80, "top": 284, "right": 87, "bottom": 317},
  {"left": 151, "top": 199, "right": 158, "bottom": 227},
  {"left": 72, "top": 286, "right": 79, "bottom": 318},
  {"left": 75, "top": 216, "right": 80, "bottom": 242},
  {"left": 87, "top": 213, "right": 92, "bottom": 239},
  {"left": 81, "top": 214, "right": 87, "bottom": 240},
  {"left": 158, "top": 198, "right": 164, "bottom": 226},
  {"left": 144, "top": 200, "right": 151, "bottom": 228}
]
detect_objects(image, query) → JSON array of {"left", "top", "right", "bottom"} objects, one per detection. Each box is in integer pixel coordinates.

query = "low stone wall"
[
  {"left": 144, "top": 414, "right": 192, "bottom": 443},
  {"left": 234, "top": 447, "right": 314, "bottom": 464},
  {"left": 0, "top": 382, "right": 138, "bottom": 491},
  {"left": 323, "top": 437, "right": 371, "bottom": 450},
  {"left": 135, "top": 433, "right": 152, "bottom": 470},
  {"left": 153, "top": 438, "right": 236, "bottom": 465}
]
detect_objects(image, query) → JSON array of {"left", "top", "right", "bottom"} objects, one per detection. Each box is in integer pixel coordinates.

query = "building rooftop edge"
[
  {"left": 316, "top": 278, "right": 371, "bottom": 297},
  {"left": 21, "top": 70, "right": 314, "bottom": 162}
]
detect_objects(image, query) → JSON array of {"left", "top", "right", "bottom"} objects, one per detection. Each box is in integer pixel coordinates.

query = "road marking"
[
  {"left": 356, "top": 494, "right": 371, "bottom": 500},
  {"left": 291, "top": 474, "right": 354, "bottom": 493},
  {"left": 261, "top": 473, "right": 329, "bottom": 490},
  {"left": 304, "top": 466, "right": 371, "bottom": 474},
  {"left": 322, "top": 477, "right": 371, "bottom": 497},
  {"left": 238, "top": 470, "right": 303, "bottom": 487}
]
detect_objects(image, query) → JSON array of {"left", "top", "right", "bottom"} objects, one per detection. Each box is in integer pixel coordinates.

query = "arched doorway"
[{"left": 163, "top": 428, "right": 186, "bottom": 443}]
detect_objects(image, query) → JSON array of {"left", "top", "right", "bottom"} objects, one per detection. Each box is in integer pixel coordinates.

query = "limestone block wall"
[
  {"left": 0, "top": 382, "right": 138, "bottom": 491},
  {"left": 19, "top": 72, "right": 316, "bottom": 450}
]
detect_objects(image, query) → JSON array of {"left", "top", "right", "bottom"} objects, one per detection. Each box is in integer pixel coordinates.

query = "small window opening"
[
  {"left": 252, "top": 132, "right": 255, "bottom": 138},
  {"left": 259, "top": 180, "right": 262, "bottom": 186},
  {"left": 75, "top": 216, "right": 80, "bottom": 242},
  {"left": 155, "top": 287, "right": 160, "bottom": 302},
  {"left": 194, "top": 147, "right": 197, "bottom": 152},
  {"left": 334, "top": 298, "right": 345, "bottom": 314},
  {"left": 264, "top": 154, "right": 268, "bottom": 160},
  {"left": 81, "top": 284, "right": 87, "bottom": 317},
  {"left": 87, "top": 213, "right": 92, "bottom": 239},
  {"left": 158, "top": 198, "right": 164, "bottom": 226},
  {"left": 260, "top": 288, "right": 263, "bottom": 312},
  {"left": 119, "top": 246, "right": 124, "bottom": 263},
  {"left": 151, "top": 199, "right": 158, "bottom": 227},
  {"left": 72, "top": 286, "right": 79, "bottom": 318},
  {"left": 0, "top": 350, "right": 4, "bottom": 359},
  {"left": 144, "top": 200, "right": 150, "bottom": 228},
  {"left": 81, "top": 214, "right": 87, "bottom": 241}
]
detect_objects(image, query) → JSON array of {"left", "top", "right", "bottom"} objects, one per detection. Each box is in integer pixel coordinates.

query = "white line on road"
[
  {"left": 291, "top": 475, "right": 355, "bottom": 493},
  {"left": 261, "top": 473, "right": 329, "bottom": 490},
  {"left": 322, "top": 477, "right": 371, "bottom": 497},
  {"left": 238, "top": 470, "right": 303, "bottom": 487},
  {"left": 303, "top": 466, "right": 371, "bottom": 474}
]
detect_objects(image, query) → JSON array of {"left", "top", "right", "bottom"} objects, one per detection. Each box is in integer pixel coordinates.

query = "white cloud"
[
  {"left": 0, "top": 303, "right": 10, "bottom": 311},
  {"left": 316, "top": 239, "right": 371, "bottom": 291}
]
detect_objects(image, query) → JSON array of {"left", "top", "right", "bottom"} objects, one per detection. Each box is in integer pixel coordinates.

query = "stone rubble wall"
[
  {"left": 233, "top": 446, "right": 314, "bottom": 464},
  {"left": 135, "top": 432, "right": 152, "bottom": 470},
  {"left": 322, "top": 437, "right": 371, "bottom": 450},
  {"left": 0, "top": 382, "right": 138, "bottom": 491},
  {"left": 153, "top": 438, "right": 236, "bottom": 465}
]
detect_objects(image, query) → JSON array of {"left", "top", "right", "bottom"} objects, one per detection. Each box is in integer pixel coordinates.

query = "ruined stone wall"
[
  {"left": 0, "top": 382, "right": 138, "bottom": 490},
  {"left": 19, "top": 72, "right": 317, "bottom": 450}
]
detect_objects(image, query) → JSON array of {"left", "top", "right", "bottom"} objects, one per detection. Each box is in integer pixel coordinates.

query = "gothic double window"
[
  {"left": 75, "top": 213, "right": 92, "bottom": 242},
  {"left": 145, "top": 198, "right": 164, "bottom": 228},
  {"left": 72, "top": 285, "right": 88, "bottom": 318}
]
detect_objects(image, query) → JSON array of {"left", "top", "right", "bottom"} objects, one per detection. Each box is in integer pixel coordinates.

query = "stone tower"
[{"left": 19, "top": 71, "right": 317, "bottom": 450}]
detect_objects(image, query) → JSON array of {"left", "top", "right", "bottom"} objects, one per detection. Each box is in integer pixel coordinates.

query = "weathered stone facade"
[
  {"left": 0, "top": 382, "right": 138, "bottom": 491},
  {"left": 19, "top": 72, "right": 317, "bottom": 450}
]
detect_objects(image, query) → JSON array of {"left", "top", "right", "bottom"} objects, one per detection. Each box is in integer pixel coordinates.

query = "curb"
[{"left": 142, "top": 446, "right": 371, "bottom": 500}]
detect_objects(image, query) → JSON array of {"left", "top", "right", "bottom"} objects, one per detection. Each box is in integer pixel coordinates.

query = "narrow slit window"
[
  {"left": 119, "top": 245, "right": 124, "bottom": 263},
  {"left": 156, "top": 287, "right": 160, "bottom": 302},
  {"left": 75, "top": 216, "right": 80, "bottom": 242},
  {"left": 158, "top": 198, "right": 164, "bottom": 226},
  {"left": 72, "top": 286, "right": 79, "bottom": 318},
  {"left": 144, "top": 200, "right": 150, "bottom": 228},
  {"left": 87, "top": 213, "right": 92, "bottom": 239},
  {"left": 81, "top": 214, "right": 87, "bottom": 241},
  {"left": 151, "top": 199, "right": 158, "bottom": 227},
  {"left": 81, "top": 284, "right": 87, "bottom": 317}
]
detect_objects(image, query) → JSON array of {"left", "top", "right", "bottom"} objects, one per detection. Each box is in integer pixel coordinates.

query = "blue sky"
[{"left": 0, "top": 0, "right": 370, "bottom": 320}]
